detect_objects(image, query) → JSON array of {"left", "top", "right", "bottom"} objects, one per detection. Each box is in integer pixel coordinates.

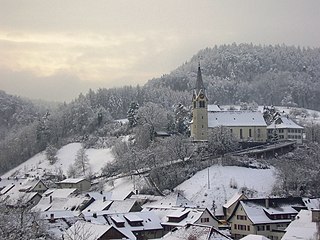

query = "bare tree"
[{"left": 74, "top": 147, "right": 91, "bottom": 177}]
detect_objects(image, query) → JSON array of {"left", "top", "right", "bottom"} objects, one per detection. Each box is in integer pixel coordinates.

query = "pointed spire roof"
[{"left": 195, "top": 62, "right": 205, "bottom": 92}]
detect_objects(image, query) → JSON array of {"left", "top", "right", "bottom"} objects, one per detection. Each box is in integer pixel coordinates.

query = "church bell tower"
[{"left": 191, "top": 63, "right": 208, "bottom": 141}]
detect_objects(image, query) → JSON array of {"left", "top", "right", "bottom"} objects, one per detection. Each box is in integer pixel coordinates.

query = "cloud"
[{"left": 0, "top": 0, "right": 320, "bottom": 101}]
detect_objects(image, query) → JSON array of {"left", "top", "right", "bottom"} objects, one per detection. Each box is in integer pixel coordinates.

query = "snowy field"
[
  {"left": 1, "top": 143, "right": 115, "bottom": 179},
  {"left": 175, "top": 165, "right": 276, "bottom": 213}
]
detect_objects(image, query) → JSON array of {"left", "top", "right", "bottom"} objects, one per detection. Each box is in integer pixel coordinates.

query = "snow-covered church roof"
[{"left": 208, "top": 111, "right": 267, "bottom": 128}]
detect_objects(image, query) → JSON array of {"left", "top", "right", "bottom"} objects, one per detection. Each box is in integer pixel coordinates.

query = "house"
[
  {"left": 32, "top": 188, "right": 92, "bottom": 212},
  {"left": 144, "top": 206, "right": 220, "bottom": 233},
  {"left": 64, "top": 220, "right": 129, "bottom": 240},
  {"left": 82, "top": 199, "right": 142, "bottom": 214},
  {"left": 82, "top": 211, "right": 164, "bottom": 239},
  {"left": 161, "top": 223, "right": 231, "bottom": 240},
  {"left": 267, "top": 116, "right": 304, "bottom": 144},
  {"left": 228, "top": 197, "right": 307, "bottom": 240},
  {"left": 208, "top": 111, "right": 268, "bottom": 142},
  {"left": 223, "top": 192, "right": 247, "bottom": 220},
  {"left": 56, "top": 178, "right": 91, "bottom": 192},
  {"left": 282, "top": 209, "right": 320, "bottom": 240}
]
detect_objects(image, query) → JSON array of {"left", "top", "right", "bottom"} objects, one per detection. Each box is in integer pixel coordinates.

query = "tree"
[
  {"left": 74, "top": 147, "right": 91, "bottom": 177},
  {"left": 0, "top": 197, "right": 55, "bottom": 240},
  {"left": 45, "top": 144, "right": 58, "bottom": 165},
  {"left": 272, "top": 142, "right": 320, "bottom": 196},
  {"left": 207, "top": 127, "right": 239, "bottom": 156},
  {"left": 127, "top": 102, "right": 139, "bottom": 128}
]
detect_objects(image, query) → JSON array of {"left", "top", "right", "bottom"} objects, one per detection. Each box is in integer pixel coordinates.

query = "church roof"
[{"left": 208, "top": 111, "right": 267, "bottom": 128}]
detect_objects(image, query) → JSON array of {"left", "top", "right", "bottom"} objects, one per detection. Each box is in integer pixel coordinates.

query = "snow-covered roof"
[
  {"left": 106, "top": 211, "right": 163, "bottom": 239},
  {"left": 107, "top": 199, "right": 140, "bottom": 213},
  {"left": 43, "top": 188, "right": 78, "bottom": 198},
  {"left": 208, "top": 111, "right": 267, "bottom": 128},
  {"left": 57, "top": 178, "right": 89, "bottom": 184},
  {"left": 40, "top": 210, "right": 78, "bottom": 220},
  {"left": 144, "top": 206, "right": 215, "bottom": 227},
  {"left": 282, "top": 210, "right": 318, "bottom": 240},
  {"left": 82, "top": 199, "right": 113, "bottom": 212},
  {"left": 208, "top": 104, "right": 222, "bottom": 112},
  {"left": 124, "top": 214, "right": 143, "bottom": 222},
  {"left": 303, "top": 197, "right": 320, "bottom": 210},
  {"left": 237, "top": 198, "right": 306, "bottom": 224},
  {"left": 267, "top": 117, "right": 304, "bottom": 129},
  {"left": 162, "top": 224, "right": 231, "bottom": 240},
  {"left": 64, "top": 221, "right": 116, "bottom": 240},
  {"left": 142, "top": 192, "right": 196, "bottom": 208},
  {"left": 223, "top": 192, "right": 246, "bottom": 209},
  {"left": 240, "top": 234, "right": 270, "bottom": 240}
]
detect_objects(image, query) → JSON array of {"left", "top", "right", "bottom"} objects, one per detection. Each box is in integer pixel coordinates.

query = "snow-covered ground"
[
  {"left": 1, "top": 143, "right": 115, "bottom": 179},
  {"left": 175, "top": 165, "right": 276, "bottom": 213}
]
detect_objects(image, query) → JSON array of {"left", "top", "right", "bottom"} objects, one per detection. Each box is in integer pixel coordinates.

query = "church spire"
[{"left": 195, "top": 62, "right": 205, "bottom": 93}]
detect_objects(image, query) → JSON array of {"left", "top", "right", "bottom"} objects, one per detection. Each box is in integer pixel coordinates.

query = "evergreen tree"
[{"left": 127, "top": 102, "right": 139, "bottom": 128}]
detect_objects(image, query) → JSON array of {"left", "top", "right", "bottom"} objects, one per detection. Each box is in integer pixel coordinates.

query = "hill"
[{"left": 147, "top": 43, "right": 320, "bottom": 110}]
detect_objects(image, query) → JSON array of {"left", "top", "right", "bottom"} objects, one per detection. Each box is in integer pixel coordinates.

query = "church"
[{"left": 190, "top": 64, "right": 268, "bottom": 143}]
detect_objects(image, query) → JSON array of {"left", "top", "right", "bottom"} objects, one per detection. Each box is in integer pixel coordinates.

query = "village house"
[
  {"left": 161, "top": 223, "right": 232, "bottom": 240},
  {"left": 64, "top": 220, "right": 129, "bottom": 240},
  {"left": 81, "top": 211, "right": 164, "bottom": 239},
  {"left": 223, "top": 192, "right": 248, "bottom": 220},
  {"left": 228, "top": 197, "right": 307, "bottom": 240},
  {"left": 144, "top": 206, "right": 220, "bottom": 233},
  {"left": 282, "top": 209, "right": 320, "bottom": 239},
  {"left": 267, "top": 116, "right": 304, "bottom": 144},
  {"left": 56, "top": 178, "right": 91, "bottom": 192}
]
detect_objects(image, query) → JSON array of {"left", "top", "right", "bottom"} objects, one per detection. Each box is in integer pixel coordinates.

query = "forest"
[{"left": 1, "top": 43, "right": 320, "bottom": 176}]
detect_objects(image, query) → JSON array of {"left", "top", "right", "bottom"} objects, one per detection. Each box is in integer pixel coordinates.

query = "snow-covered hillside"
[
  {"left": 1, "top": 143, "right": 114, "bottom": 179},
  {"left": 175, "top": 165, "right": 276, "bottom": 214}
]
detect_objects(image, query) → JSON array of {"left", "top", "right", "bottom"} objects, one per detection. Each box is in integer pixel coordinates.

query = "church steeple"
[
  {"left": 191, "top": 63, "right": 208, "bottom": 141},
  {"left": 195, "top": 62, "right": 205, "bottom": 93}
]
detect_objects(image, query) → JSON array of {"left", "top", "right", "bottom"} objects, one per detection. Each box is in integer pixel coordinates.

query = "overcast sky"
[{"left": 0, "top": 0, "right": 320, "bottom": 102}]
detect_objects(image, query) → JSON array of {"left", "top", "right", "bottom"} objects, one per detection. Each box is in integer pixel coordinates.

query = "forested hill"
[
  {"left": 0, "top": 90, "right": 41, "bottom": 140},
  {"left": 147, "top": 43, "right": 320, "bottom": 110}
]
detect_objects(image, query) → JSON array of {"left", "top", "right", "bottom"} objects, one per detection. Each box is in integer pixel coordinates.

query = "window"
[
  {"left": 240, "top": 129, "right": 243, "bottom": 139},
  {"left": 194, "top": 102, "right": 196, "bottom": 108},
  {"left": 266, "top": 225, "right": 270, "bottom": 231},
  {"left": 201, "top": 116, "right": 203, "bottom": 119},
  {"left": 257, "top": 225, "right": 265, "bottom": 231},
  {"left": 247, "top": 225, "right": 250, "bottom": 231},
  {"left": 234, "top": 224, "right": 237, "bottom": 229},
  {"left": 230, "top": 129, "right": 233, "bottom": 133},
  {"left": 199, "top": 101, "right": 205, "bottom": 108},
  {"left": 237, "top": 215, "right": 247, "bottom": 220},
  {"left": 257, "top": 128, "right": 261, "bottom": 138},
  {"left": 237, "top": 225, "right": 246, "bottom": 231},
  {"left": 249, "top": 129, "right": 252, "bottom": 138},
  {"left": 200, "top": 218, "right": 209, "bottom": 223}
]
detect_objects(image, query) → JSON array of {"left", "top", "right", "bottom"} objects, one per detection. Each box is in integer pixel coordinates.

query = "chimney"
[
  {"left": 49, "top": 213, "right": 55, "bottom": 223},
  {"left": 93, "top": 213, "right": 97, "bottom": 218},
  {"left": 312, "top": 209, "right": 320, "bottom": 222},
  {"left": 49, "top": 195, "right": 53, "bottom": 204},
  {"left": 265, "top": 198, "right": 269, "bottom": 209},
  {"left": 103, "top": 196, "right": 106, "bottom": 202}
]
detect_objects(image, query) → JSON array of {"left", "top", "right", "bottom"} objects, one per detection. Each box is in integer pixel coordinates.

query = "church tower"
[{"left": 191, "top": 63, "right": 208, "bottom": 141}]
